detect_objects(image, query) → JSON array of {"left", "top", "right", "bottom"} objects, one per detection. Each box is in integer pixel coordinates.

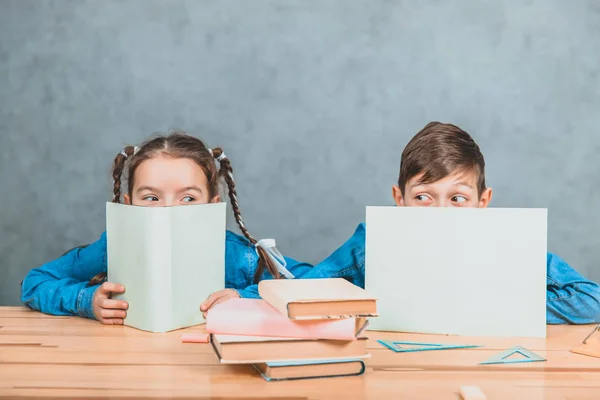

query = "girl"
[{"left": 21, "top": 131, "right": 311, "bottom": 324}]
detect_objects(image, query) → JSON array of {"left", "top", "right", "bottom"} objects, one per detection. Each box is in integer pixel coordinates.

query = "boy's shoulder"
[
  {"left": 349, "top": 221, "right": 366, "bottom": 239},
  {"left": 546, "top": 252, "right": 571, "bottom": 270},
  {"left": 545, "top": 251, "right": 596, "bottom": 286}
]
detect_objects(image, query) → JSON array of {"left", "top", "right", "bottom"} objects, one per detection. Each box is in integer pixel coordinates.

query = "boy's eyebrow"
[
  {"left": 410, "top": 181, "right": 427, "bottom": 189},
  {"left": 452, "top": 181, "right": 476, "bottom": 188},
  {"left": 409, "top": 180, "right": 475, "bottom": 189}
]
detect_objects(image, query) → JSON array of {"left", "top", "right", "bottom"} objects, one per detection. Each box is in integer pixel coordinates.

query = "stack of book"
[{"left": 205, "top": 278, "right": 378, "bottom": 381}]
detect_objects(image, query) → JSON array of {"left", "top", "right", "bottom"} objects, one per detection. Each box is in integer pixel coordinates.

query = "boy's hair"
[
  {"left": 398, "top": 121, "right": 486, "bottom": 196},
  {"left": 89, "top": 131, "right": 279, "bottom": 286}
]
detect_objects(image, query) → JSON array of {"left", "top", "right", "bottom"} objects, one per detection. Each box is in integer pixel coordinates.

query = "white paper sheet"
[
  {"left": 106, "top": 202, "right": 226, "bottom": 333},
  {"left": 365, "top": 206, "right": 547, "bottom": 338}
]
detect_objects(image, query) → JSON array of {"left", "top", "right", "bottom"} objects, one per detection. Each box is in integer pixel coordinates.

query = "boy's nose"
[{"left": 433, "top": 199, "right": 450, "bottom": 207}]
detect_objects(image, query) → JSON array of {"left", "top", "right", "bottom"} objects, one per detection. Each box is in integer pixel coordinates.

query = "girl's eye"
[
  {"left": 142, "top": 196, "right": 159, "bottom": 202},
  {"left": 182, "top": 196, "right": 195, "bottom": 202},
  {"left": 452, "top": 195, "right": 468, "bottom": 203},
  {"left": 415, "top": 194, "right": 431, "bottom": 202}
]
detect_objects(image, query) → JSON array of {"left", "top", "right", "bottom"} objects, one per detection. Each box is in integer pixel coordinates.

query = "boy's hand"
[
  {"left": 200, "top": 289, "right": 240, "bottom": 318},
  {"left": 92, "top": 282, "right": 128, "bottom": 325}
]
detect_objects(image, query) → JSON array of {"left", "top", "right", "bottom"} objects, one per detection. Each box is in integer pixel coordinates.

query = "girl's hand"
[
  {"left": 92, "top": 282, "right": 128, "bottom": 325},
  {"left": 200, "top": 289, "right": 240, "bottom": 318}
]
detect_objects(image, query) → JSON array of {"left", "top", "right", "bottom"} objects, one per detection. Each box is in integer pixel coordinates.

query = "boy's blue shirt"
[
  {"left": 20, "top": 230, "right": 313, "bottom": 320},
  {"left": 240, "top": 222, "right": 600, "bottom": 325}
]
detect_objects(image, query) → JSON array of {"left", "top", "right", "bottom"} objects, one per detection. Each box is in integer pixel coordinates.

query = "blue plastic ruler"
[
  {"left": 378, "top": 340, "right": 480, "bottom": 353},
  {"left": 479, "top": 346, "right": 546, "bottom": 365}
]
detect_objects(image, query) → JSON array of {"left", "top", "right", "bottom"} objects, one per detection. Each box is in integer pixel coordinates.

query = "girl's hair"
[{"left": 88, "top": 131, "right": 280, "bottom": 286}]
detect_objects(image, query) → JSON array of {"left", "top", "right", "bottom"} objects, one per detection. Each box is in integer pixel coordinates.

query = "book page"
[
  {"left": 365, "top": 206, "right": 547, "bottom": 338},
  {"left": 106, "top": 203, "right": 171, "bottom": 332},
  {"left": 169, "top": 202, "right": 226, "bottom": 331}
]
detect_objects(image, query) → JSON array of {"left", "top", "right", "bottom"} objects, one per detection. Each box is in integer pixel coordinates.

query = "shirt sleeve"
[
  {"left": 546, "top": 252, "right": 600, "bottom": 324},
  {"left": 20, "top": 233, "right": 107, "bottom": 319},
  {"left": 290, "top": 223, "right": 366, "bottom": 286},
  {"left": 235, "top": 223, "right": 366, "bottom": 298}
]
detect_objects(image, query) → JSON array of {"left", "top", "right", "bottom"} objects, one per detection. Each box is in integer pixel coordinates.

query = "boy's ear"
[
  {"left": 478, "top": 187, "right": 493, "bottom": 208},
  {"left": 210, "top": 194, "right": 221, "bottom": 203},
  {"left": 392, "top": 185, "right": 405, "bottom": 206},
  {"left": 123, "top": 194, "right": 132, "bottom": 205}
]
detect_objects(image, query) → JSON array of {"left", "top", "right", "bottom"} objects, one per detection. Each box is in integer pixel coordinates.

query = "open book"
[{"left": 106, "top": 202, "right": 226, "bottom": 333}]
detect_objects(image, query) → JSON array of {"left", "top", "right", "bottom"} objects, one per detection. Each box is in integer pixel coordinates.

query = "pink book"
[{"left": 205, "top": 298, "right": 368, "bottom": 341}]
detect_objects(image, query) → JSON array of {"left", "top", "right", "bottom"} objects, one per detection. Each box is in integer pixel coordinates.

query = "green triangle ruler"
[
  {"left": 378, "top": 340, "right": 480, "bottom": 353},
  {"left": 479, "top": 346, "right": 546, "bottom": 365}
]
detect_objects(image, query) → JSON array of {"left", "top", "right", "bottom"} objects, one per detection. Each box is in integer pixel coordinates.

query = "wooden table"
[{"left": 1, "top": 306, "right": 599, "bottom": 399}]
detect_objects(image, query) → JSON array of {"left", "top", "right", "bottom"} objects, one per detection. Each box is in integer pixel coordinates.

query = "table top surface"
[{"left": 1, "top": 306, "right": 600, "bottom": 399}]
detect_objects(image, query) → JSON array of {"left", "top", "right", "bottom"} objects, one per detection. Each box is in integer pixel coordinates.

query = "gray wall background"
[{"left": 2, "top": 0, "right": 600, "bottom": 306}]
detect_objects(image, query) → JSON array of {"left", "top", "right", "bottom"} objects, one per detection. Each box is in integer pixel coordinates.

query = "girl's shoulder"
[{"left": 225, "top": 230, "right": 253, "bottom": 248}]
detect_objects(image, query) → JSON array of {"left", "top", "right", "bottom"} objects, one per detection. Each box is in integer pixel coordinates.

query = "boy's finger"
[{"left": 100, "top": 299, "right": 129, "bottom": 310}]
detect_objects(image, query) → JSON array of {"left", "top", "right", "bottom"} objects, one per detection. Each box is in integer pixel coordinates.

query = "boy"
[{"left": 202, "top": 122, "right": 600, "bottom": 324}]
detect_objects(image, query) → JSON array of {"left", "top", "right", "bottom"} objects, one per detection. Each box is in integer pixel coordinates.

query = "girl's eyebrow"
[
  {"left": 136, "top": 186, "right": 161, "bottom": 194},
  {"left": 178, "top": 186, "right": 203, "bottom": 193}
]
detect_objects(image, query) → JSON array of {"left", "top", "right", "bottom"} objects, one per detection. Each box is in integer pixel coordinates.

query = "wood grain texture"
[{"left": 2, "top": 307, "right": 600, "bottom": 399}]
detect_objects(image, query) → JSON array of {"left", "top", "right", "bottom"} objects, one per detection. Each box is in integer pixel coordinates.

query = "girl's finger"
[
  {"left": 99, "top": 308, "right": 127, "bottom": 319},
  {"left": 200, "top": 290, "right": 227, "bottom": 311},
  {"left": 212, "top": 294, "right": 234, "bottom": 307},
  {"left": 99, "top": 316, "right": 124, "bottom": 325},
  {"left": 100, "top": 299, "right": 129, "bottom": 310}
]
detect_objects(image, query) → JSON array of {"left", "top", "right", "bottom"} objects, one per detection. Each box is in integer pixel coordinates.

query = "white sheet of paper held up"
[{"left": 365, "top": 206, "right": 547, "bottom": 338}]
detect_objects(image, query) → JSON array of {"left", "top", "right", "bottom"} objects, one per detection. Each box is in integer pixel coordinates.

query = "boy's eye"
[
  {"left": 182, "top": 196, "right": 196, "bottom": 202},
  {"left": 451, "top": 195, "right": 467, "bottom": 203},
  {"left": 142, "top": 195, "right": 159, "bottom": 202},
  {"left": 415, "top": 194, "right": 431, "bottom": 202}
]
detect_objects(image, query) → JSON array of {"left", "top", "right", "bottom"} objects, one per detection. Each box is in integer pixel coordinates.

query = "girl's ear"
[
  {"left": 123, "top": 194, "right": 132, "bottom": 205},
  {"left": 210, "top": 194, "right": 220, "bottom": 204}
]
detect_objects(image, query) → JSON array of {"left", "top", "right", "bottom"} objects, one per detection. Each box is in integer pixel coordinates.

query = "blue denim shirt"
[
  {"left": 240, "top": 222, "right": 600, "bottom": 324},
  {"left": 20, "top": 230, "right": 313, "bottom": 320}
]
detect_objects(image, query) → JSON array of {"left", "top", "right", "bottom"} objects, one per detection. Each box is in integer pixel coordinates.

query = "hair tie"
[
  {"left": 255, "top": 239, "right": 295, "bottom": 279},
  {"left": 208, "top": 148, "right": 227, "bottom": 162},
  {"left": 120, "top": 146, "right": 140, "bottom": 159}
]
